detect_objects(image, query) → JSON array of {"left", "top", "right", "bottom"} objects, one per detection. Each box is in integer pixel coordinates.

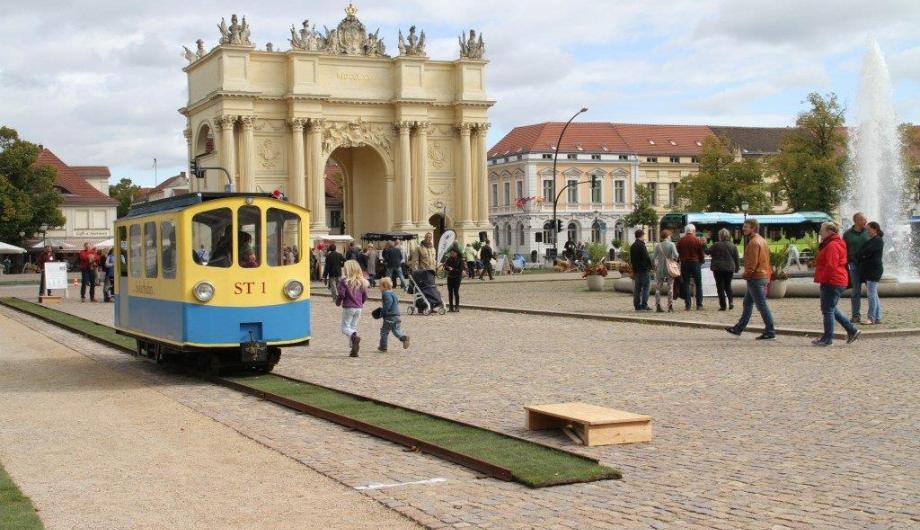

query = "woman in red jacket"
[{"left": 813, "top": 222, "right": 860, "bottom": 346}]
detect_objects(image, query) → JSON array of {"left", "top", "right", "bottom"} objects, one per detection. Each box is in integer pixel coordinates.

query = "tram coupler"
[{"left": 241, "top": 340, "right": 268, "bottom": 362}]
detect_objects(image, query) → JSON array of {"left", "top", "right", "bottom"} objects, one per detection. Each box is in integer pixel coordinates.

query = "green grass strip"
[
  {"left": 0, "top": 297, "right": 621, "bottom": 488},
  {"left": 0, "top": 460, "right": 44, "bottom": 530},
  {"left": 225, "top": 374, "right": 621, "bottom": 487},
  {"left": 0, "top": 298, "right": 135, "bottom": 351}
]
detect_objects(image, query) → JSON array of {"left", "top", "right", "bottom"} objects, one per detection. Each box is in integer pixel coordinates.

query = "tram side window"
[
  {"left": 144, "top": 222, "right": 158, "bottom": 278},
  {"left": 238, "top": 205, "right": 261, "bottom": 268},
  {"left": 129, "top": 224, "right": 141, "bottom": 278},
  {"left": 117, "top": 226, "right": 128, "bottom": 277},
  {"left": 191, "top": 208, "right": 232, "bottom": 268},
  {"left": 161, "top": 220, "right": 176, "bottom": 279},
  {"left": 267, "top": 208, "right": 301, "bottom": 266}
]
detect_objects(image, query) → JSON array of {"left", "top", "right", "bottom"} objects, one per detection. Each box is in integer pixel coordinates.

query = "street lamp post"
[
  {"left": 550, "top": 107, "right": 588, "bottom": 257},
  {"left": 741, "top": 201, "right": 749, "bottom": 243},
  {"left": 40, "top": 223, "right": 49, "bottom": 247}
]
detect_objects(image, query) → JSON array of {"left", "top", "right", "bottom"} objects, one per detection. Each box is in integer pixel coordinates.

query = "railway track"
[{"left": 0, "top": 297, "right": 620, "bottom": 488}]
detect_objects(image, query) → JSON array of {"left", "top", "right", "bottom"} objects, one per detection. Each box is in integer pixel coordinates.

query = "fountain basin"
[{"left": 612, "top": 278, "right": 920, "bottom": 297}]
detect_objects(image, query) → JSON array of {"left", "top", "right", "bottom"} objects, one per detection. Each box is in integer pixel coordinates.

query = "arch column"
[
  {"left": 308, "top": 119, "right": 327, "bottom": 233},
  {"left": 217, "top": 115, "right": 237, "bottom": 192},
  {"left": 288, "top": 118, "right": 306, "bottom": 208},
  {"left": 457, "top": 123, "right": 474, "bottom": 227},
  {"left": 239, "top": 115, "right": 256, "bottom": 193},
  {"left": 395, "top": 121, "right": 413, "bottom": 229},
  {"left": 414, "top": 122, "right": 430, "bottom": 227},
  {"left": 475, "top": 123, "right": 490, "bottom": 228}
]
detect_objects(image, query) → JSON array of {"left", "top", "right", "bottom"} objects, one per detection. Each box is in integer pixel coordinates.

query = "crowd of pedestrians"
[{"left": 630, "top": 212, "right": 888, "bottom": 346}]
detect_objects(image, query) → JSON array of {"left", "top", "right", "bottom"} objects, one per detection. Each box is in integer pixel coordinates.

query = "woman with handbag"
[
  {"left": 652, "top": 229, "right": 680, "bottom": 313},
  {"left": 707, "top": 228, "right": 741, "bottom": 311}
]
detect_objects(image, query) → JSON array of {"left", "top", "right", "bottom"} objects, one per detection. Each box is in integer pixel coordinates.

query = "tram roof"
[
  {"left": 122, "top": 192, "right": 276, "bottom": 219},
  {"left": 661, "top": 211, "right": 832, "bottom": 226}
]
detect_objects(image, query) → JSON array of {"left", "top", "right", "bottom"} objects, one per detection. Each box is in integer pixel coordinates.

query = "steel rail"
[{"left": 0, "top": 298, "right": 607, "bottom": 486}]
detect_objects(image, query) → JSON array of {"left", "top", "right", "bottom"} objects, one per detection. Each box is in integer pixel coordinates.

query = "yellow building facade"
[{"left": 180, "top": 6, "right": 493, "bottom": 242}]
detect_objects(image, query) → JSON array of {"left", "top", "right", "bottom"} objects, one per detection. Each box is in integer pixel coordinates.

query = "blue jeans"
[
  {"left": 848, "top": 263, "right": 862, "bottom": 318},
  {"left": 633, "top": 271, "right": 650, "bottom": 309},
  {"left": 734, "top": 278, "right": 775, "bottom": 335},
  {"left": 379, "top": 318, "right": 406, "bottom": 350},
  {"left": 387, "top": 266, "right": 405, "bottom": 288},
  {"left": 867, "top": 281, "right": 881, "bottom": 322},
  {"left": 681, "top": 262, "right": 703, "bottom": 308},
  {"left": 80, "top": 269, "right": 96, "bottom": 300},
  {"left": 820, "top": 284, "right": 857, "bottom": 343}
]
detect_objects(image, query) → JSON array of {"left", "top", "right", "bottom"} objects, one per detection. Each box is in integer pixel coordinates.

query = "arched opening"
[
  {"left": 504, "top": 223, "right": 512, "bottom": 249},
  {"left": 326, "top": 145, "right": 389, "bottom": 238},
  {"left": 195, "top": 124, "right": 214, "bottom": 157},
  {"left": 567, "top": 221, "right": 579, "bottom": 244},
  {"left": 428, "top": 213, "right": 448, "bottom": 244},
  {"left": 591, "top": 220, "right": 606, "bottom": 243}
]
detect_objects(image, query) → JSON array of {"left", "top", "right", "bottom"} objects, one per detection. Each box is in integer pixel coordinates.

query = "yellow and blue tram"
[{"left": 114, "top": 192, "right": 310, "bottom": 371}]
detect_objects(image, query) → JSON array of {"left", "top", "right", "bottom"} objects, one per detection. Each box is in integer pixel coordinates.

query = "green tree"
[
  {"left": 674, "top": 135, "right": 772, "bottom": 213},
  {"left": 0, "top": 126, "right": 65, "bottom": 244},
  {"left": 109, "top": 177, "right": 141, "bottom": 218},
  {"left": 771, "top": 92, "right": 847, "bottom": 213},
  {"left": 624, "top": 184, "right": 658, "bottom": 228}
]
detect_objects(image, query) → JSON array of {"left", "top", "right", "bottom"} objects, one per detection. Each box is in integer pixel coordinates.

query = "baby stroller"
[{"left": 406, "top": 270, "right": 446, "bottom": 315}]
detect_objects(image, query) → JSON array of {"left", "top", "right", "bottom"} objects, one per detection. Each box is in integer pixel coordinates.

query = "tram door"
[{"left": 115, "top": 225, "right": 130, "bottom": 326}]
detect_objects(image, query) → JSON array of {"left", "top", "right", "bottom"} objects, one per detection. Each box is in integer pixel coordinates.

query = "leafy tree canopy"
[
  {"left": 771, "top": 92, "right": 847, "bottom": 213},
  {"left": 624, "top": 183, "right": 659, "bottom": 228},
  {"left": 0, "top": 126, "right": 65, "bottom": 244},
  {"left": 674, "top": 135, "right": 772, "bottom": 214},
  {"left": 109, "top": 177, "right": 140, "bottom": 218}
]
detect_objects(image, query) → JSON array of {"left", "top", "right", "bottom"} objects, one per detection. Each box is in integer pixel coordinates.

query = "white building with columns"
[{"left": 180, "top": 6, "right": 493, "bottom": 243}]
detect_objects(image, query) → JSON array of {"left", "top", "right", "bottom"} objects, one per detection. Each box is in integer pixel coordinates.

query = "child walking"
[
  {"left": 377, "top": 277, "right": 410, "bottom": 353},
  {"left": 337, "top": 260, "right": 368, "bottom": 357}
]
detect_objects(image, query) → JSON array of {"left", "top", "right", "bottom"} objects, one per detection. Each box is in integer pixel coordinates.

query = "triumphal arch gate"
[{"left": 180, "top": 5, "right": 494, "bottom": 241}]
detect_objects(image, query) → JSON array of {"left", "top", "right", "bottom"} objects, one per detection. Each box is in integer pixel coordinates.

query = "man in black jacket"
[
  {"left": 630, "top": 229, "right": 653, "bottom": 310},
  {"left": 479, "top": 240, "right": 495, "bottom": 280},
  {"left": 382, "top": 241, "right": 405, "bottom": 288},
  {"left": 323, "top": 244, "right": 345, "bottom": 292}
]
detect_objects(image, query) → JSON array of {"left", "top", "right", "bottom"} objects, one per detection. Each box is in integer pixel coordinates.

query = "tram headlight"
[
  {"left": 283, "top": 280, "right": 304, "bottom": 300},
  {"left": 193, "top": 281, "right": 215, "bottom": 303}
]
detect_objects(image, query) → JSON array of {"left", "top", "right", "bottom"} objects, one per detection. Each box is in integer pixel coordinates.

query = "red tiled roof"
[
  {"left": 34, "top": 149, "right": 117, "bottom": 206},
  {"left": 153, "top": 172, "right": 188, "bottom": 191},
  {"left": 72, "top": 166, "right": 111, "bottom": 179},
  {"left": 603, "top": 123, "right": 715, "bottom": 156},
  {"left": 488, "top": 122, "right": 632, "bottom": 158}
]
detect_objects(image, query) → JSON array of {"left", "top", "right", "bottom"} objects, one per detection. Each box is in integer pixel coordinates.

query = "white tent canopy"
[
  {"left": 94, "top": 238, "right": 114, "bottom": 249},
  {"left": 31, "top": 240, "right": 76, "bottom": 249},
  {"left": 0, "top": 242, "right": 27, "bottom": 254}
]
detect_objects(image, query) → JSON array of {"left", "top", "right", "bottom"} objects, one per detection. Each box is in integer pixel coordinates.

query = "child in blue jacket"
[{"left": 377, "top": 277, "right": 410, "bottom": 352}]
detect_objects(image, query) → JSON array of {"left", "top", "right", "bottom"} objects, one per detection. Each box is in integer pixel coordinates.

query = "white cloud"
[{"left": 0, "top": 0, "right": 917, "bottom": 186}]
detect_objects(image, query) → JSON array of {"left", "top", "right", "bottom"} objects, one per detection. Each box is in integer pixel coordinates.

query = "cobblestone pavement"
[
  {"left": 4, "top": 285, "right": 919, "bottom": 529},
  {"left": 451, "top": 277, "right": 920, "bottom": 331}
]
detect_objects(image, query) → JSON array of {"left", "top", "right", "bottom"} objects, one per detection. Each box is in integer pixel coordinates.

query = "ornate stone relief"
[
  {"left": 397, "top": 26, "right": 426, "bottom": 57},
  {"left": 458, "top": 29, "right": 485, "bottom": 59},
  {"left": 289, "top": 5, "right": 386, "bottom": 57},
  {"left": 182, "top": 39, "right": 207, "bottom": 64},
  {"left": 217, "top": 14, "right": 252, "bottom": 46},
  {"left": 427, "top": 141, "right": 448, "bottom": 170},
  {"left": 322, "top": 119, "right": 393, "bottom": 160},
  {"left": 258, "top": 138, "right": 283, "bottom": 169}
]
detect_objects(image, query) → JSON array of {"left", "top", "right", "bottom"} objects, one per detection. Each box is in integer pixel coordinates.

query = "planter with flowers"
[
  {"left": 583, "top": 242, "right": 609, "bottom": 291},
  {"left": 767, "top": 245, "right": 790, "bottom": 299}
]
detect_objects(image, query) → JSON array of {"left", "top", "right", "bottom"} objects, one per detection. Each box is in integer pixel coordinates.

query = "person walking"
[
  {"left": 382, "top": 241, "right": 406, "bottom": 288},
  {"left": 37, "top": 245, "right": 55, "bottom": 297},
  {"left": 858, "top": 222, "right": 885, "bottom": 325},
  {"left": 409, "top": 232, "right": 438, "bottom": 286},
  {"left": 726, "top": 219, "right": 776, "bottom": 340},
  {"left": 78, "top": 242, "right": 98, "bottom": 302},
  {"left": 323, "top": 243, "right": 345, "bottom": 294},
  {"left": 676, "top": 224, "right": 705, "bottom": 310},
  {"left": 708, "top": 228, "right": 740, "bottom": 311},
  {"left": 842, "top": 212, "right": 869, "bottom": 323},
  {"left": 364, "top": 244, "right": 379, "bottom": 287},
  {"left": 479, "top": 240, "right": 495, "bottom": 280},
  {"left": 812, "top": 222, "right": 861, "bottom": 346},
  {"left": 463, "top": 243, "right": 477, "bottom": 279},
  {"left": 337, "top": 260, "right": 368, "bottom": 357},
  {"left": 652, "top": 229, "right": 679, "bottom": 312},
  {"left": 103, "top": 249, "right": 115, "bottom": 302},
  {"left": 443, "top": 247, "right": 465, "bottom": 312},
  {"left": 376, "top": 277, "right": 410, "bottom": 352},
  {"left": 345, "top": 242, "right": 361, "bottom": 262},
  {"left": 630, "top": 229, "right": 652, "bottom": 311}
]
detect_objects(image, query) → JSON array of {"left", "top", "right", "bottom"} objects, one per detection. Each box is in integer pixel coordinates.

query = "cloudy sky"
[{"left": 2, "top": 0, "right": 918, "bottom": 187}]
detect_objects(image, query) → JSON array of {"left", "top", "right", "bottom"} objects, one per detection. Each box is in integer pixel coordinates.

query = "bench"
[{"left": 525, "top": 402, "right": 652, "bottom": 446}]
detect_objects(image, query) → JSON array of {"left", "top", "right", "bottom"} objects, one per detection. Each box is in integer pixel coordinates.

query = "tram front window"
[
  {"left": 267, "top": 208, "right": 301, "bottom": 266},
  {"left": 192, "top": 208, "right": 232, "bottom": 268},
  {"left": 238, "top": 206, "right": 261, "bottom": 268}
]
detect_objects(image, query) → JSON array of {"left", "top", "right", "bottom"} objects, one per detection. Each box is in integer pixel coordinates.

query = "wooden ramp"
[{"left": 525, "top": 402, "right": 652, "bottom": 446}]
